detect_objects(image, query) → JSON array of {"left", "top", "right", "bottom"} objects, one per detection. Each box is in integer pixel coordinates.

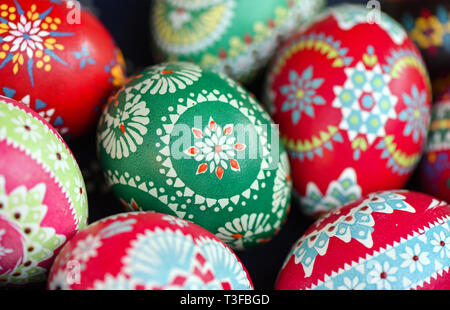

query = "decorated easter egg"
[
  {"left": 96, "top": 61, "right": 292, "bottom": 250},
  {"left": 276, "top": 190, "right": 450, "bottom": 290},
  {"left": 264, "top": 4, "right": 432, "bottom": 218},
  {"left": 149, "top": 0, "right": 326, "bottom": 83},
  {"left": 0, "top": 95, "right": 88, "bottom": 286},
  {"left": 47, "top": 211, "right": 253, "bottom": 290},
  {"left": 385, "top": 0, "right": 450, "bottom": 75},
  {"left": 419, "top": 90, "right": 450, "bottom": 202},
  {"left": 0, "top": 0, "right": 126, "bottom": 138}
]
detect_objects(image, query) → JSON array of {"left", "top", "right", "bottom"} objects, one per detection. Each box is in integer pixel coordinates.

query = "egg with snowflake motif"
[
  {"left": 96, "top": 61, "right": 292, "bottom": 250},
  {"left": 264, "top": 4, "right": 432, "bottom": 218},
  {"left": 149, "top": 0, "right": 326, "bottom": 83},
  {"left": 47, "top": 211, "right": 253, "bottom": 290},
  {"left": 419, "top": 88, "right": 450, "bottom": 203},
  {"left": 276, "top": 190, "right": 450, "bottom": 290},
  {"left": 0, "top": 0, "right": 126, "bottom": 138},
  {"left": 0, "top": 95, "right": 88, "bottom": 286}
]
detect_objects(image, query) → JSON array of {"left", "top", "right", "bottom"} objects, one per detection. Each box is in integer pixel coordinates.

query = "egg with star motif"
[
  {"left": 0, "top": 95, "right": 88, "bottom": 286},
  {"left": 264, "top": 4, "right": 432, "bottom": 218},
  {"left": 96, "top": 61, "right": 292, "bottom": 250},
  {"left": 149, "top": 0, "right": 326, "bottom": 83},
  {"left": 0, "top": 0, "right": 126, "bottom": 138}
]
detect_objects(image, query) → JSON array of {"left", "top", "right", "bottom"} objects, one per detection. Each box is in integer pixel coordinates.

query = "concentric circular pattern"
[
  {"left": 47, "top": 211, "right": 253, "bottom": 290},
  {"left": 0, "top": 0, "right": 126, "bottom": 138},
  {"left": 419, "top": 90, "right": 450, "bottom": 203},
  {"left": 276, "top": 190, "right": 450, "bottom": 290},
  {"left": 96, "top": 62, "right": 292, "bottom": 250},
  {"left": 264, "top": 4, "right": 432, "bottom": 218},
  {"left": 0, "top": 95, "right": 88, "bottom": 286},
  {"left": 149, "top": 0, "right": 325, "bottom": 83}
]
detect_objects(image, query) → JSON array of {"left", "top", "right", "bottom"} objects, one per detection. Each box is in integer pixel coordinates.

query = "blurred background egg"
[
  {"left": 148, "top": 0, "right": 326, "bottom": 83},
  {"left": 264, "top": 4, "right": 432, "bottom": 218},
  {"left": 419, "top": 87, "right": 450, "bottom": 203},
  {"left": 0, "top": 95, "right": 88, "bottom": 286},
  {"left": 96, "top": 61, "right": 292, "bottom": 251},
  {"left": 47, "top": 211, "right": 254, "bottom": 290},
  {"left": 385, "top": 0, "right": 450, "bottom": 77},
  {"left": 276, "top": 190, "right": 450, "bottom": 290},
  {"left": 0, "top": 0, "right": 126, "bottom": 138}
]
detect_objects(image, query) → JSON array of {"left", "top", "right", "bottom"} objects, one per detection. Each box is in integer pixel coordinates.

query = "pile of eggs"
[{"left": 0, "top": 0, "right": 449, "bottom": 291}]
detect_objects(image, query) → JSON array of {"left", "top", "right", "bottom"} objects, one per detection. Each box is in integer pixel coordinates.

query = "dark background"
[{"left": 64, "top": 0, "right": 423, "bottom": 291}]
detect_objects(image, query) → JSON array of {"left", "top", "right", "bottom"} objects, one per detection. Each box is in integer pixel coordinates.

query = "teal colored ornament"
[{"left": 96, "top": 62, "right": 292, "bottom": 250}]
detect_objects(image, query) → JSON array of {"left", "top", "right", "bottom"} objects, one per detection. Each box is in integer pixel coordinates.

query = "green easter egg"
[
  {"left": 96, "top": 62, "right": 292, "bottom": 250},
  {"left": 149, "top": 0, "right": 326, "bottom": 83}
]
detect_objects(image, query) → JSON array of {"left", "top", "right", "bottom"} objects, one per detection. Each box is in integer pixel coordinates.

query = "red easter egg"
[
  {"left": 419, "top": 90, "right": 450, "bottom": 203},
  {"left": 264, "top": 4, "right": 432, "bottom": 218},
  {"left": 0, "top": 95, "right": 88, "bottom": 286},
  {"left": 0, "top": 0, "right": 126, "bottom": 138},
  {"left": 47, "top": 211, "right": 254, "bottom": 290},
  {"left": 276, "top": 190, "right": 450, "bottom": 290}
]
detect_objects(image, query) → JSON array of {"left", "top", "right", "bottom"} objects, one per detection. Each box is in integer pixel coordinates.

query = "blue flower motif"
[
  {"left": 73, "top": 43, "right": 96, "bottom": 69},
  {"left": 280, "top": 66, "right": 325, "bottom": 125},
  {"left": 398, "top": 85, "right": 429, "bottom": 143}
]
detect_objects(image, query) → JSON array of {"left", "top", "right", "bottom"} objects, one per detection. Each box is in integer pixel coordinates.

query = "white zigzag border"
[{"left": 306, "top": 214, "right": 450, "bottom": 290}]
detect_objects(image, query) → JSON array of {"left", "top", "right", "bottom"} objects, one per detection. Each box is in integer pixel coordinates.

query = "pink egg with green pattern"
[{"left": 0, "top": 95, "right": 88, "bottom": 286}]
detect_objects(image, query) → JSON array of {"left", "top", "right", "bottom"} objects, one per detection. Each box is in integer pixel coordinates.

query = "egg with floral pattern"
[
  {"left": 96, "top": 61, "right": 292, "bottom": 250},
  {"left": 419, "top": 88, "right": 450, "bottom": 203},
  {"left": 0, "top": 0, "right": 126, "bottom": 138},
  {"left": 0, "top": 95, "right": 88, "bottom": 286},
  {"left": 149, "top": 0, "right": 326, "bottom": 83},
  {"left": 276, "top": 190, "right": 450, "bottom": 290},
  {"left": 264, "top": 4, "right": 432, "bottom": 218},
  {"left": 47, "top": 211, "right": 253, "bottom": 290}
]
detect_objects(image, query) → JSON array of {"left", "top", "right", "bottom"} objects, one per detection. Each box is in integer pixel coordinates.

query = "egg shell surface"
[
  {"left": 96, "top": 61, "right": 293, "bottom": 250},
  {"left": 0, "top": 95, "right": 88, "bottom": 286},
  {"left": 275, "top": 190, "right": 450, "bottom": 290},
  {"left": 47, "top": 211, "right": 254, "bottom": 290}
]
